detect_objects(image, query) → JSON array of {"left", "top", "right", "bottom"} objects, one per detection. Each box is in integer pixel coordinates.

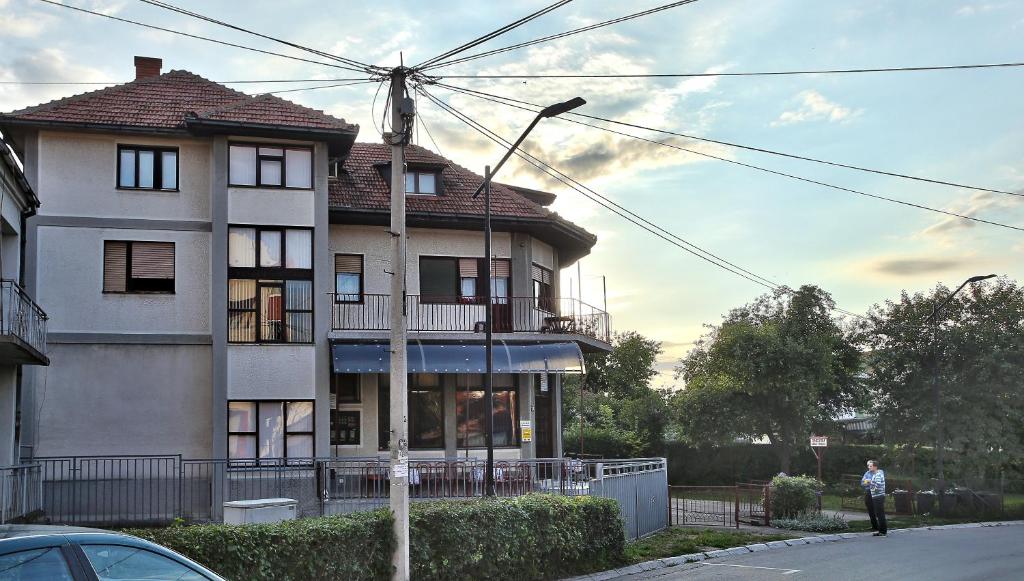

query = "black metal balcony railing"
[
  {"left": 0, "top": 279, "right": 48, "bottom": 358},
  {"left": 332, "top": 295, "right": 610, "bottom": 343}
]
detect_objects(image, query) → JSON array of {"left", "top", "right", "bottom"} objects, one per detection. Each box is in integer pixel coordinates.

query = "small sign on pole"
[
  {"left": 810, "top": 436, "right": 828, "bottom": 448},
  {"left": 520, "top": 420, "right": 533, "bottom": 442},
  {"left": 809, "top": 436, "right": 827, "bottom": 493}
]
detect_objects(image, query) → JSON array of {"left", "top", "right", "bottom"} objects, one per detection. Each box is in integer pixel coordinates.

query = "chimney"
[{"left": 134, "top": 56, "right": 162, "bottom": 80}]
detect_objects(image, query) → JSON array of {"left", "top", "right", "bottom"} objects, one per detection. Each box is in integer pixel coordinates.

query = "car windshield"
[{"left": 80, "top": 545, "right": 208, "bottom": 581}]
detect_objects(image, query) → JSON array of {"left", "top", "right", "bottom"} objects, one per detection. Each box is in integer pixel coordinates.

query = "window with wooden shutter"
[
  {"left": 458, "top": 258, "right": 478, "bottom": 301},
  {"left": 532, "top": 263, "right": 554, "bottom": 312},
  {"left": 335, "top": 254, "right": 363, "bottom": 303},
  {"left": 103, "top": 241, "right": 175, "bottom": 293},
  {"left": 103, "top": 241, "right": 127, "bottom": 292}
]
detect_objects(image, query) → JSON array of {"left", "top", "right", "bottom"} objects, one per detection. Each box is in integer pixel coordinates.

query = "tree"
[
  {"left": 859, "top": 278, "right": 1024, "bottom": 479},
  {"left": 672, "top": 285, "right": 863, "bottom": 473},
  {"left": 562, "top": 332, "right": 667, "bottom": 457}
]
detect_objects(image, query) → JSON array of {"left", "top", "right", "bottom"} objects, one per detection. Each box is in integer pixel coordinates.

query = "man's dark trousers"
[{"left": 865, "top": 493, "right": 887, "bottom": 534}]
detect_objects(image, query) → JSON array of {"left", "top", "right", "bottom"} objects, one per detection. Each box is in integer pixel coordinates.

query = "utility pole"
[
  {"left": 388, "top": 67, "right": 410, "bottom": 581},
  {"left": 483, "top": 166, "right": 495, "bottom": 496}
]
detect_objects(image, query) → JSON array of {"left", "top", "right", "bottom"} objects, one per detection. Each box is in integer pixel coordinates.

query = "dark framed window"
[
  {"left": 228, "top": 143, "right": 313, "bottom": 189},
  {"left": 228, "top": 400, "right": 314, "bottom": 461},
  {"left": 117, "top": 145, "right": 178, "bottom": 191},
  {"left": 331, "top": 410, "right": 361, "bottom": 446},
  {"left": 228, "top": 226, "right": 313, "bottom": 343},
  {"left": 378, "top": 373, "right": 445, "bottom": 450},
  {"left": 103, "top": 241, "right": 175, "bottom": 294},
  {"left": 335, "top": 254, "right": 363, "bottom": 303},
  {"left": 456, "top": 374, "right": 519, "bottom": 448},
  {"left": 405, "top": 170, "right": 439, "bottom": 195},
  {"left": 532, "top": 264, "right": 554, "bottom": 311},
  {"left": 332, "top": 374, "right": 361, "bottom": 404},
  {"left": 420, "top": 256, "right": 509, "bottom": 304}
]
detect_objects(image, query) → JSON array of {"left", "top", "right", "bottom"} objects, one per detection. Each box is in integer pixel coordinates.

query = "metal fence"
[
  {"left": 669, "top": 483, "right": 771, "bottom": 529},
  {"left": 0, "top": 464, "right": 42, "bottom": 523},
  {"left": 21, "top": 456, "right": 668, "bottom": 538},
  {"left": 332, "top": 294, "right": 611, "bottom": 343}
]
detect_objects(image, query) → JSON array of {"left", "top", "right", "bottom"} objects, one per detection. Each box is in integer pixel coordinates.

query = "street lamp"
[
  {"left": 472, "top": 96, "right": 586, "bottom": 496},
  {"left": 923, "top": 274, "right": 996, "bottom": 493}
]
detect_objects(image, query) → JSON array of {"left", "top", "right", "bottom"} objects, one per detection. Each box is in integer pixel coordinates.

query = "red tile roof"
[
  {"left": 331, "top": 143, "right": 549, "bottom": 220},
  {"left": 2, "top": 70, "right": 355, "bottom": 132}
]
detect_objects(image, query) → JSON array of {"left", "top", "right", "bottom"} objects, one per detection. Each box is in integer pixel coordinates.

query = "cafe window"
[
  {"left": 378, "top": 373, "right": 444, "bottom": 450},
  {"left": 331, "top": 410, "right": 361, "bottom": 446},
  {"left": 456, "top": 374, "right": 518, "bottom": 448},
  {"left": 332, "top": 374, "right": 360, "bottom": 404},
  {"left": 228, "top": 400, "right": 314, "bottom": 461}
]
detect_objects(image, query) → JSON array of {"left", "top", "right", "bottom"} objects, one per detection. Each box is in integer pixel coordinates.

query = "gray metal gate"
[{"left": 591, "top": 459, "right": 668, "bottom": 540}]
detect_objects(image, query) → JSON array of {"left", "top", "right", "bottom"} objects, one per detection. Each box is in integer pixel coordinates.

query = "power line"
[
  {"left": 260, "top": 80, "right": 377, "bottom": 95},
  {"left": 435, "top": 83, "right": 1022, "bottom": 198},
  {"left": 417, "top": 86, "right": 781, "bottom": 291},
  {"left": 33, "top": 0, "right": 366, "bottom": 74},
  {"left": 434, "top": 61, "right": 1024, "bottom": 79},
  {"left": 419, "top": 86, "right": 867, "bottom": 319},
  {"left": 137, "top": 0, "right": 382, "bottom": 74},
  {"left": 0, "top": 77, "right": 372, "bottom": 86},
  {"left": 430, "top": 83, "right": 1024, "bottom": 232},
  {"left": 414, "top": 0, "right": 575, "bottom": 70},
  {"left": 420, "top": 0, "right": 702, "bottom": 71}
]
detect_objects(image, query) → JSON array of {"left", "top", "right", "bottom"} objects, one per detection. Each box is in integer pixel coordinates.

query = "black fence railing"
[
  {"left": 26, "top": 456, "right": 665, "bottom": 534},
  {"left": 0, "top": 279, "right": 48, "bottom": 356},
  {"left": 332, "top": 294, "right": 611, "bottom": 343}
]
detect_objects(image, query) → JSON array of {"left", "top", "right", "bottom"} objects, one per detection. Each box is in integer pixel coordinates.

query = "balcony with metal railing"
[
  {"left": 0, "top": 280, "right": 49, "bottom": 365},
  {"left": 331, "top": 294, "right": 611, "bottom": 346}
]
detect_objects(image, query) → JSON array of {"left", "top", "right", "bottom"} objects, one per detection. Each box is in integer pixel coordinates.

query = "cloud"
[
  {"left": 0, "top": 0, "right": 56, "bottom": 38},
  {"left": 771, "top": 90, "right": 861, "bottom": 127},
  {"left": 871, "top": 257, "right": 971, "bottom": 276},
  {"left": 918, "top": 190, "right": 1023, "bottom": 239},
  {"left": 0, "top": 48, "right": 113, "bottom": 113}
]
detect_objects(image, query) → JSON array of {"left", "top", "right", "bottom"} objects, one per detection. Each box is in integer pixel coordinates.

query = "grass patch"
[{"left": 625, "top": 527, "right": 797, "bottom": 564}]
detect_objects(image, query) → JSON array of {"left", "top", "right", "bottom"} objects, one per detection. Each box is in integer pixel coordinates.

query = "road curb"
[{"left": 562, "top": 520, "right": 1024, "bottom": 580}]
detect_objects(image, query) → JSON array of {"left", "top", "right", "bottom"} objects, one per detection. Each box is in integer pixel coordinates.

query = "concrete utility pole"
[{"left": 388, "top": 67, "right": 410, "bottom": 581}]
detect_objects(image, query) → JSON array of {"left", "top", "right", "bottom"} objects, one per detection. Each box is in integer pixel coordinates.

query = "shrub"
[
  {"left": 770, "top": 475, "right": 823, "bottom": 519},
  {"left": 128, "top": 509, "right": 395, "bottom": 581},
  {"left": 771, "top": 514, "right": 849, "bottom": 533},
  {"left": 411, "top": 495, "right": 625, "bottom": 580},
  {"left": 127, "top": 495, "right": 625, "bottom": 581},
  {"left": 563, "top": 424, "right": 644, "bottom": 458}
]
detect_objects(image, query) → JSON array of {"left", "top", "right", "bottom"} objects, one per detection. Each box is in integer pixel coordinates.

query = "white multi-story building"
[
  {"left": 0, "top": 136, "right": 47, "bottom": 467},
  {"left": 0, "top": 56, "right": 610, "bottom": 465}
]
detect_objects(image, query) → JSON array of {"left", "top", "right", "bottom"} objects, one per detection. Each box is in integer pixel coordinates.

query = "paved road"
[{"left": 615, "top": 526, "right": 1024, "bottom": 580}]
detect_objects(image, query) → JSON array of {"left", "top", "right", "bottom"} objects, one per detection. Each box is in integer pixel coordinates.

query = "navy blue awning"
[{"left": 331, "top": 341, "right": 585, "bottom": 374}]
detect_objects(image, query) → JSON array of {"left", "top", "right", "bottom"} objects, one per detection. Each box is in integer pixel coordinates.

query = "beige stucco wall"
[
  {"left": 227, "top": 187, "right": 315, "bottom": 227},
  {"left": 33, "top": 344, "right": 213, "bottom": 457},
  {"left": 328, "top": 224, "right": 512, "bottom": 296},
  {"left": 226, "top": 345, "right": 316, "bottom": 400},
  {"left": 36, "top": 131, "right": 211, "bottom": 221},
  {"left": 36, "top": 226, "right": 211, "bottom": 334},
  {"left": 531, "top": 238, "right": 555, "bottom": 270}
]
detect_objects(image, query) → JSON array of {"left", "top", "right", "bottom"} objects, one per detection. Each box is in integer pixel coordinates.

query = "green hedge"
[
  {"left": 411, "top": 495, "right": 624, "bottom": 580},
  {"left": 666, "top": 443, "right": 941, "bottom": 485},
  {"left": 128, "top": 495, "right": 625, "bottom": 581},
  {"left": 128, "top": 509, "right": 395, "bottom": 580}
]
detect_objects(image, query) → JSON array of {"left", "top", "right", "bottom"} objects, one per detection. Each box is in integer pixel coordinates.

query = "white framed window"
[
  {"left": 229, "top": 143, "right": 313, "bottom": 189},
  {"left": 118, "top": 145, "right": 178, "bottom": 191},
  {"left": 406, "top": 170, "right": 439, "bottom": 195}
]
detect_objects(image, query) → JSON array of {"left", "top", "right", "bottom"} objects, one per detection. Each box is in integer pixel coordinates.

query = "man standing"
[{"left": 861, "top": 460, "right": 887, "bottom": 536}]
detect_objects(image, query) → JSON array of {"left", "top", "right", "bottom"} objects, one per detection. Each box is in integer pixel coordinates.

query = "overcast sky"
[{"left": 2, "top": 0, "right": 1023, "bottom": 386}]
